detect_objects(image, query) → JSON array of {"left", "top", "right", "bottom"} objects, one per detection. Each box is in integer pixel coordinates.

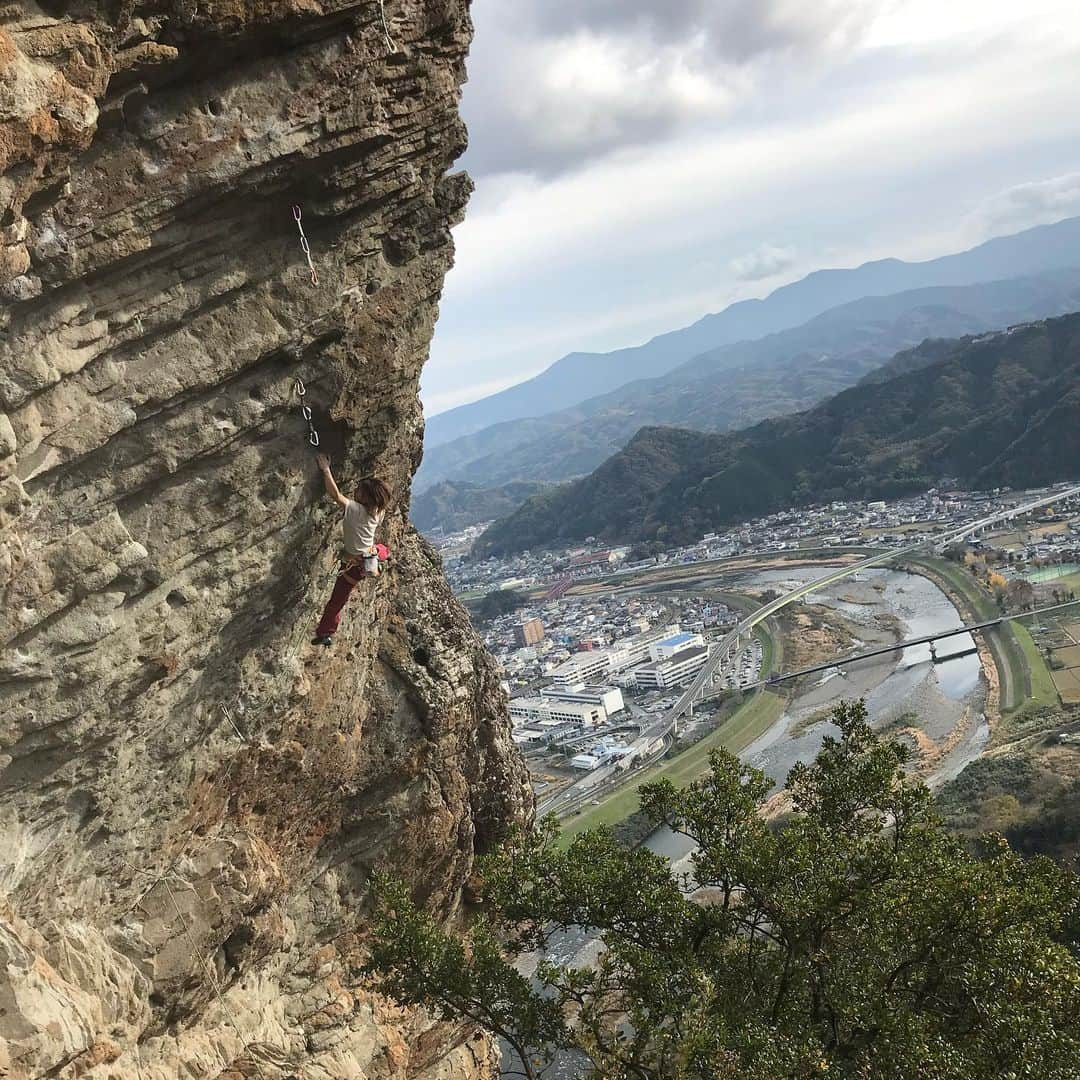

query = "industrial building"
[
  {"left": 510, "top": 719, "right": 578, "bottom": 746},
  {"left": 632, "top": 644, "right": 710, "bottom": 690},
  {"left": 508, "top": 696, "right": 607, "bottom": 727},
  {"left": 542, "top": 684, "right": 625, "bottom": 716},
  {"left": 570, "top": 742, "right": 636, "bottom": 770}
]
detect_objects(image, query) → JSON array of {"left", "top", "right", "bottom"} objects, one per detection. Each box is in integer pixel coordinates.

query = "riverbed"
[{"left": 647, "top": 565, "right": 988, "bottom": 865}]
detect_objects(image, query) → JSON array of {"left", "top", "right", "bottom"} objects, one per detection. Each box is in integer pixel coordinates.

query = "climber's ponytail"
[{"left": 354, "top": 477, "right": 392, "bottom": 514}]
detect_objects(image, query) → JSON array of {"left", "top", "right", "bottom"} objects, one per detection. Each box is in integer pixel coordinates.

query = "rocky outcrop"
[{"left": 0, "top": 2, "right": 531, "bottom": 1076}]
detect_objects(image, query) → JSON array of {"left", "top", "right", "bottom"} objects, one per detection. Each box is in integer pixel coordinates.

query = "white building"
[
  {"left": 548, "top": 624, "right": 681, "bottom": 687},
  {"left": 549, "top": 651, "right": 612, "bottom": 687},
  {"left": 542, "top": 684, "right": 625, "bottom": 716},
  {"left": 632, "top": 645, "right": 710, "bottom": 690},
  {"left": 509, "top": 696, "right": 607, "bottom": 727},
  {"left": 570, "top": 743, "right": 635, "bottom": 770},
  {"left": 618, "top": 623, "right": 680, "bottom": 668},
  {"left": 649, "top": 631, "right": 705, "bottom": 662}
]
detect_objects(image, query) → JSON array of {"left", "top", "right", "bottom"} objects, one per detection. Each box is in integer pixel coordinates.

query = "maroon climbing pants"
[{"left": 315, "top": 571, "right": 363, "bottom": 637}]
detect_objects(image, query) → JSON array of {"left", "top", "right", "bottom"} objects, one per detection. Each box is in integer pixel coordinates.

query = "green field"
[
  {"left": 558, "top": 691, "right": 786, "bottom": 845},
  {"left": 1011, "top": 621, "right": 1060, "bottom": 710},
  {"left": 755, "top": 620, "right": 780, "bottom": 678},
  {"left": 1054, "top": 570, "right": 1080, "bottom": 595}
]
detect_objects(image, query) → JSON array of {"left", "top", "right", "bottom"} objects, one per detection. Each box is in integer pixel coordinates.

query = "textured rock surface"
[{"left": 0, "top": 2, "right": 531, "bottom": 1076}]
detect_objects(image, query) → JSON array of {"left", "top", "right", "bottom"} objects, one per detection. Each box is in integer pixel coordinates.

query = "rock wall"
[{"left": 0, "top": 2, "right": 531, "bottom": 1076}]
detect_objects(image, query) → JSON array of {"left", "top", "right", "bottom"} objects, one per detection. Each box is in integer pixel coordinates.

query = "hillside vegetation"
[
  {"left": 411, "top": 479, "right": 550, "bottom": 533},
  {"left": 477, "top": 312, "right": 1080, "bottom": 554},
  {"left": 368, "top": 703, "right": 1080, "bottom": 1080}
]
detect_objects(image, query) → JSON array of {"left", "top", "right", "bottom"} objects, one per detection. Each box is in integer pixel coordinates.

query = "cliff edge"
[{"left": 0, "top": 2, "right": 531, "bottom": 1076}]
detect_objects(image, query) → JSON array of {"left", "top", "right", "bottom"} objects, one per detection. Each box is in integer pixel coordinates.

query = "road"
[{"left": 541, "top": 484, "right": 1080, "bottom": 818}]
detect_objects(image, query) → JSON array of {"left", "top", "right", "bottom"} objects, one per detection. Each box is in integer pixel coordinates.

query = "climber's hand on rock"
[{"left": 316, "top": 453, "right": 331, "bottom": 472}]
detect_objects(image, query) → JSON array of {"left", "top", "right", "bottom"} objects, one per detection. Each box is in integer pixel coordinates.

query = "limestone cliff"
[{"left": 0, "top": 2, "right": 531, "bottom": 1076}]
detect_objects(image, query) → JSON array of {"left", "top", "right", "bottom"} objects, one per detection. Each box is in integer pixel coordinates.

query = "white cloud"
[
  {"left": 463, "top": 0, "right": 896, "bottom": 176},
  {"left": 973, "top": 172, "right": 1080, "bottom": 233},
  {"left": 424, "top": 0, "right": 1080, "bottom": 412},
  {"left": 453, "top": 37, "right": 1080, "bottom": 294},
  {"left": 730, "top": 244, "right": 798, "bottom": 282}
]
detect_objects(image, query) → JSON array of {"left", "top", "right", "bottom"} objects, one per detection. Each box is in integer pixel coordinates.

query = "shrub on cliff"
[{"left": 366, "top": 701, "right": 1080, "bottom": 1079}]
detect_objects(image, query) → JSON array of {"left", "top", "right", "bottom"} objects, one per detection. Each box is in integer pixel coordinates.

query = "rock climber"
[{"left": 311, "top": 454, "right": 392, "bottom": 647}]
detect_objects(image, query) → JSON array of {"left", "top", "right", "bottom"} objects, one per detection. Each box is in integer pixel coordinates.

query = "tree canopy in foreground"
[{"left": 366, "top": 702, "right": 1080, "bottom": 1079}]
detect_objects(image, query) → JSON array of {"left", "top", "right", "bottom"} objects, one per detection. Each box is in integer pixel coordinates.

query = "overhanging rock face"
[{"left": 0, "top": 3, "right": 531, "bottom": 1076}]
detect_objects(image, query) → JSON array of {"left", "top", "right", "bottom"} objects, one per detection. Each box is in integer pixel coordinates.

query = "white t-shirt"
[{"left": 343, "top": 500, "right": 383, "bottom": 555}]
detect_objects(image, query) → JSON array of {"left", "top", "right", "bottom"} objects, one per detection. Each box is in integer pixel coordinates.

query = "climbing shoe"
[{"left": 311, "top": 635, "right": 334, "bottom": 647}]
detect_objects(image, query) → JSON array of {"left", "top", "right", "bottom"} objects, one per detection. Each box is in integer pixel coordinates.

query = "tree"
[
  {"left": 471, "top": 588, "right": 529, "bottom": 625},
  {"left": 1007, "top": 579, "right": 1036, "bottom": 612},
  {"left": 365, "top": 702, "right": 1080, "bottom": 1079},
  {"left": 943, "top": 543, "right": 967, "bottom": 563}
]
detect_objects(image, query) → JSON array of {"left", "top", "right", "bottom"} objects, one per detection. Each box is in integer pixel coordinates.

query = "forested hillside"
[
  {"left": 412, "top": 479, "right": 550, "bottom": 533},
  {"left": 477, "top": 312, "right": 1080, "bottom": 554}
]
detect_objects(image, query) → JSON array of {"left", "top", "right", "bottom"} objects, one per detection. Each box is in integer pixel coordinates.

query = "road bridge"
[
  {"left": 672, "top": 484, "right": 1080, "bottom": 728},
  {"left": 737, "top": 599, "right": 1080, "bottom": 691}
]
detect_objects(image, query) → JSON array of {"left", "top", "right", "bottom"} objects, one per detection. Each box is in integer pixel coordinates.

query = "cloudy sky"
[{"left": 420, "top": 0, "right": 1080, "bottom": 416}]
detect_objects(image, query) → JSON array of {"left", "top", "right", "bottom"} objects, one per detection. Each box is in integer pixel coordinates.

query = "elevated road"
[{"left": 541, "top": 484, "right": 1080, "bottom": 819}]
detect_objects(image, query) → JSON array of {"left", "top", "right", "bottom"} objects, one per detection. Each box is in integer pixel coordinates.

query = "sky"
[{"left": 420, "top": 0, "right": 1080, "bottom": 416}]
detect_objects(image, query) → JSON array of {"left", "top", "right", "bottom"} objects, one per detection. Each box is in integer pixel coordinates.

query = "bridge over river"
[{"left": 539, "top": 484, "right": 1080, "bottom": 819}]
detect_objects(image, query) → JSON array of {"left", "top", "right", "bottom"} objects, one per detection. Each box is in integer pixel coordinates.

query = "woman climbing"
[{"left": 311, "top": 453, "right": 392, "bottom": 646}]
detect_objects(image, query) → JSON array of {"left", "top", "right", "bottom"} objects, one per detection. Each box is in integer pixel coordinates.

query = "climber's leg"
[{"left": 314, "top": 572, "right": 361, "bottom": 641}]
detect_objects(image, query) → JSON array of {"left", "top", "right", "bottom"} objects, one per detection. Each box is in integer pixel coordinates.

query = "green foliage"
[
  {"left": 936, "top": 755, "right": 1039, "bottom": 832},
  {"left": 468, "top": 587, "right": 530, "bottom": 625},
  {"left": 366, "top": 702, "right": 1080, "bottom": 1078}
]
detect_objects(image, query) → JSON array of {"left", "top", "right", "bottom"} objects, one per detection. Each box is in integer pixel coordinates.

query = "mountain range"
[
  {"left": 475, "top": 312, "right": 1080, "bottom": 555},
  {"left": 419, "top": 268, "right": 1080, "bottom": 503},
  {"left": 423, "top": 216, "right": 1080, "bottom": 457}
]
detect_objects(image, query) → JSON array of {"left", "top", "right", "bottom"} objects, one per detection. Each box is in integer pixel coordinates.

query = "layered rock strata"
[{"left": 0, "top": 2, "right": 530, "bottom": 1076}]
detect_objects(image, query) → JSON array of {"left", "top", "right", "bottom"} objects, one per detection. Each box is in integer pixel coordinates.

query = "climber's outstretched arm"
[{"left": 316, "top": 454, "right": 350, "bottom": 509}]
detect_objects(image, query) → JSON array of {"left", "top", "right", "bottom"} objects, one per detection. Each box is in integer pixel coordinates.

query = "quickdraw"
[
  {"left": 292, "top": 204, "right": 319, "bottom": 286},
  {"left": 379, "top": 0, "right": 398, "bottom": 53},
  {"left": 295, "top": 377, "right": 320, "bottom": 446}
]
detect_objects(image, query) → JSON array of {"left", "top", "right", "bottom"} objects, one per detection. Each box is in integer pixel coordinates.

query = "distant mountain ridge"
[
  {"left": 475, "top": 311, "right": 1080, "bottom": 555},
  {"left": 419, "top": 269, "right": 1080, "bottom": 496},
  {"left": 411, "top": 479, "right": 550, "bottom": 534},
  {"left": 424, "top": 216, "right": 1080, "bottom": 451}
]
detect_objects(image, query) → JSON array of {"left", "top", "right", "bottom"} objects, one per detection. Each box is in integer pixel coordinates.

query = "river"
[{"left": 647, "top": 565, "right": 988, "bottom": 865}]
